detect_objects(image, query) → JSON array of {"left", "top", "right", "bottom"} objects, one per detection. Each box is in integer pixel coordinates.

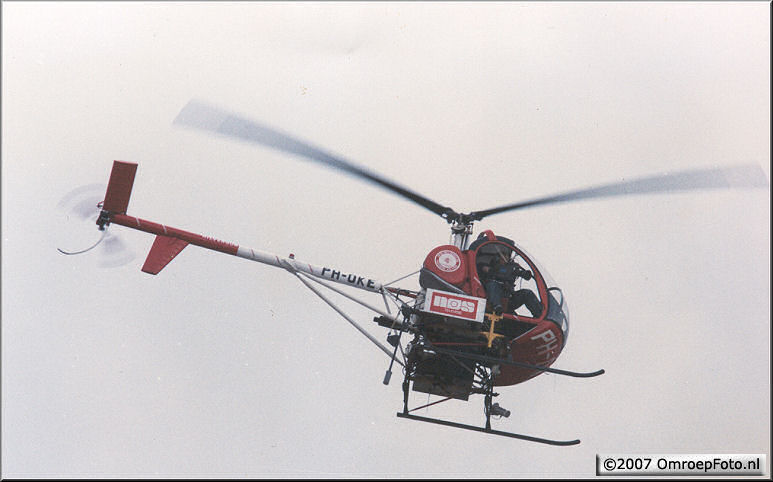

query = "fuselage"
[{"left": 418, "top": 229, "right": 570, "bottom": 386}]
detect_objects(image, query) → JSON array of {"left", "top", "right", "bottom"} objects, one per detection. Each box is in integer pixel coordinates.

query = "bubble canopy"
[
  {"left": 469, "top": 233, "right": 569, "bottom": 345},
  {"left": 517, "top": 243, "right": 570, "bottom": 346}
]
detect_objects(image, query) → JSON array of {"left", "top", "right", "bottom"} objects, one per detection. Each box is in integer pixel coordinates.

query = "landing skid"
[
  {"left": 396, "top": 412, "right": 580, "bottom": 446},
  {"left": 398, "top": 367, "right": 581, "bottom": 446}
]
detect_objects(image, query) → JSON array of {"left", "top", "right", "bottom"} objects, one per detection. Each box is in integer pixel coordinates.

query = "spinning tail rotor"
[
  {"left": 56, "top": 171, "right": 136, "bottom": 267},
  {"left": 57, "top": 228, "right": 108, "bottom": 256}
]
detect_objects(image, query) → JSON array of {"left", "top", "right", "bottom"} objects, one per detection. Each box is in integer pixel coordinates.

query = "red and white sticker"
[
  {"left": 422, "top": 288, "right": 487, "bottom": 322},
  {"left": 434, "top": 249, "right": 462, "bottom": 272}
]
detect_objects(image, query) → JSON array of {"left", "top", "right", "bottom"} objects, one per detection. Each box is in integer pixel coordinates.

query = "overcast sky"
[{"left": 2, "top": 2, "right": 770, "bottom": 478}]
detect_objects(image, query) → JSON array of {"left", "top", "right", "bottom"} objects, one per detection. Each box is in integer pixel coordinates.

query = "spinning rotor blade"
[
  {"left": 469, "top": 164, "right": 769, "bottom": 221},
  {"left": 174, "top": 100, "right": 456, "bottom": 220},
  {"left": 57, "top": 183, "right": 105, "bottom": 220},
  {"left": 57, "top": 229, "right": 108, "bottom": 255},
  {"left": 56, "top": 184, "right": 136, "bottom": 267},
  {"left": 56, "top": 228, "right": 135, "bottom": 267},
  {"left": 99, "top": 232, "right": 136, "bottom": 268}
]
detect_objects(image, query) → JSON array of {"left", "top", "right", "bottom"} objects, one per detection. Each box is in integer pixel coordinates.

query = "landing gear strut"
[{"left": 396, "top": 351, "right": 580, "bottom": 446}]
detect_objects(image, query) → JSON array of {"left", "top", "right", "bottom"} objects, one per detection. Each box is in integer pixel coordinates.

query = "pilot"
[{"left": 483, "top": 251, "right": 542, "bottom": 318}]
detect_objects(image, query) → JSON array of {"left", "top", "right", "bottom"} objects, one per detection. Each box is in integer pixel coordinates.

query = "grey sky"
[{"left": 2, "top": 2, "right": 770, "bottom": 478}]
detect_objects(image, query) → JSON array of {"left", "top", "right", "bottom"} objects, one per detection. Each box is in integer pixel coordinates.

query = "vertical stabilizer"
[{"left": 103, "top": 161, "right": 138, "bottom": 213}]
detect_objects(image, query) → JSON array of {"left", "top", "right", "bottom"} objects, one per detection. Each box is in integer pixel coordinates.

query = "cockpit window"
[
  {"left": 476, "top": 242, "right": 543, "bottom": 318},
  {"left": 521, "top": 244, "right": 570, "bottom": 345},
  {"left": 546, "top": 287, "right": 570, "bottom": 344},
  {"left": 475, "top": 242, "right": 512, "bottom": 274},
  {"left": 473, "top": 239, "right": 570, "bottom": 344}
]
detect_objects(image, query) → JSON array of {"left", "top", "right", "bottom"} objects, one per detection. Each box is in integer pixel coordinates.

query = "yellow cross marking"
[{"left": 483, "top": 313, "right": 505, "bottom": 348}]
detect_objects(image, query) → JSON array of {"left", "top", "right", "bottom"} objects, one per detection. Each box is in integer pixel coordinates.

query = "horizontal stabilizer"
[
  {"left": 142, "top": 235, "right": 189, "bottom": 275},
  {"left": 103, "top": 161, "right": 138, "bottom": 214}
]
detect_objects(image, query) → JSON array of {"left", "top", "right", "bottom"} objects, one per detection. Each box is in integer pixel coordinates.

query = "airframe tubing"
[
  {"left": 108, "top": 212, "right": 403, "bottom": 365},
  {"left": 287, "top": 267, "right": 403, "bottom": 365},
  {"left": 109, "top": 213, "right": 385, "bottom": 293},
  {"left": 295, "top": 271, "right": 401, "bottom": 322}
]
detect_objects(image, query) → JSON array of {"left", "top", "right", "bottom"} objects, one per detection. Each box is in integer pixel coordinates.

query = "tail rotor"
[{"left": 56, "top": 183, "right": 136, "bottom": 267}]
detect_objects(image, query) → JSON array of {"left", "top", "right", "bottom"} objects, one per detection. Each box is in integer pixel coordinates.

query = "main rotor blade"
[
  {"left": 174, "top": 100, "right": 456, "bottom": 220},
  {"left": 470, "top": 164, "right": 769, "bottom": 221}
]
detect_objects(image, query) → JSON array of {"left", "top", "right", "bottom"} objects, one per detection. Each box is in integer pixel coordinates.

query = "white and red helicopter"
[{"left": 60, "top": 100, "right": 768, "bottom": 446}]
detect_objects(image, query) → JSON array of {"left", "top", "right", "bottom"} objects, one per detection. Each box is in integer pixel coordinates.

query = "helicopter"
[{"left": 60, "top": 100, "right": 768, "bottom": 446}]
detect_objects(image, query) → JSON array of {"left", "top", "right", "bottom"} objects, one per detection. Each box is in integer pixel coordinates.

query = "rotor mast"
[{"left": 450, "top": 218, "right": 474, "bottom": 249}]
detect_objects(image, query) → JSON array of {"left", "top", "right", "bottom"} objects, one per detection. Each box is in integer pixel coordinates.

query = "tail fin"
[{"left": 103, "top": 161, "right": 137, "bottom": 213}]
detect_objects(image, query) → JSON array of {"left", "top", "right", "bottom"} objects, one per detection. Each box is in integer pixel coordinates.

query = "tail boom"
[
  {"left": 111, "top": 214, "right": 238, "bottom": 255},
  {"left": 108, "top": 213, "right": 384, "bottom": 293}
]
